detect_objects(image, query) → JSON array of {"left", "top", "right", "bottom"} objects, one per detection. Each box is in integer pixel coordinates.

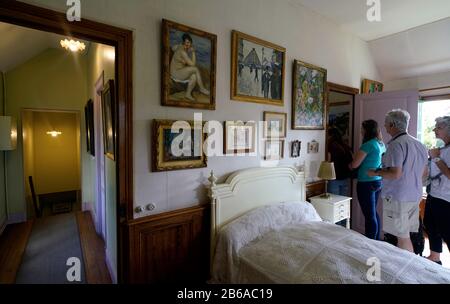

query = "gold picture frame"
[
  {"left": 362, "top": 78, "right": 383, "bottom": 94},
  {"left": 263, "top": 111, "right": 287, "bottom": 138},
  {"left": 224, "top": 120, "right": 257, "bottom": 154},
  {"left": 101, "top": 79, "right": 116, "bottom": 160},
  {"left": 292, "top": 60, "right": 327, "bottom": 130},
  {"left": 152, "top": 119, "right": 207, "bottom": 172},
  {"left": 161, "top": 19, "right": 217, "bottom": 110},
  {"left": 231, "top": 30, "right": 285, "bottom": 106},
  {"left": 264, "top": 140, "right": 284, "bottom": 160}
]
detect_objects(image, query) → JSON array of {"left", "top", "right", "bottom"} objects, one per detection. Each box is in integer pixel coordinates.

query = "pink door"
[{"left": 352, "top": 89, "right": 419, "bottom": 235}]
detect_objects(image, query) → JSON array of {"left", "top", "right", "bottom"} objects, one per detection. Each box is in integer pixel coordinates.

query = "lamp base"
[{"left": 320, "top": 192, "right": 332, "bottom": 199}]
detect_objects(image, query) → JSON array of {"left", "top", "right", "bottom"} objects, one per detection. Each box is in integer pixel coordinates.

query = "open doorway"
[
  {"left": 326, "top": 83, "right": 359, "bottom": 199},
  {"left": 0, "top": 1, "right": 132, "bottom": 284},
  {"left": 22, "top": 109, "right": 81, "bottom": 219}
]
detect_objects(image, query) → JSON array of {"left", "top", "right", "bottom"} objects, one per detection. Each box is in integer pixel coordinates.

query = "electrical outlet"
[{"left": 146, "top": 203, "right": 156, "bottom": 211}]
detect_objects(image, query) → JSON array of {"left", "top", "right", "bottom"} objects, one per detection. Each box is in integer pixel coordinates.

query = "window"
[{"left": 417, "top": 98, "right": 450, "bottom": 148}]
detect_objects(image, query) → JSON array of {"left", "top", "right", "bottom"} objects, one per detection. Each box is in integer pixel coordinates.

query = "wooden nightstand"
[{"left": 309, "top": 194, "right": 351, "bottom": 229}]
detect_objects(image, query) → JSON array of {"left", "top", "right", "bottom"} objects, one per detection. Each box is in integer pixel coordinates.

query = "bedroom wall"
[
  {"left": 5, "top": 48, "right": 87, "bottom": 222},
  {"left": 19, "top": 0, "right": 380, "bottom": 218}
]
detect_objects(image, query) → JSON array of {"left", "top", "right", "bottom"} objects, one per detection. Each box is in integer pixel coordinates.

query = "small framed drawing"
[
  {"left": 84, "top": 99, "right": 95, "bottom": 157},
  {"left": 161, "top": 19, "right": 217, "bottom": 110},
  {"left": 263, "top": 111, "right": 287, "bottom": 138},
  {"left": 292, "top": 60, "right": 327, "bottom": 130},
  {"left": 231, "top": 30, "right": 286, "bottom": 106},
  {"left": 101, "top": 79, "right": 116, "bottom": 160},
  {"left": 152, "top": 119, "right": 207, "bottom": 172},
  {"left": 362, "top": 79, "right": 383, "bottom": 94},
  {"left": 307, "top": 140, "right": 319, "bottom": 154},
  {"left": 224, "top": 121, "right": 257, "bottom": 154},
  {"left": 264, "top": 140, "right": 284, "bottom": 160},
  {"left": 291, "top": 140, "right": 301, "bottom": 158}
]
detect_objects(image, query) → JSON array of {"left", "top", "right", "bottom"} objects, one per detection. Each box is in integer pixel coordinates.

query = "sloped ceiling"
[
  {"left": 0, "top": 22, "right": 90, "bottom": 72},
  {"left": 290, "top": 0, "right": 450, "bottom": 81}
]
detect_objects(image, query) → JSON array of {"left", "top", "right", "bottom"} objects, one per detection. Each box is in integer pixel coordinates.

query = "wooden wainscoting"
[
  {"left": 306, "top": 180, "right": 325, "bottom": 200},
  {"left": 125, "top": 205, "right": 209, "bottom": 283}
]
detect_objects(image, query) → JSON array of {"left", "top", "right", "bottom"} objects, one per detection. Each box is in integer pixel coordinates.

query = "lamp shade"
[
  {"left": 317, "top": 161, "right": 336, "bottom": 180},
  {"left": 0, "top": 116, "right": 17, "bottom": 151}
]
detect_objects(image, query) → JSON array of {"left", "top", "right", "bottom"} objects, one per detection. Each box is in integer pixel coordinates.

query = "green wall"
[
  {"left": 5, "top": 48, "right": 88, "bottom": 220},
  {"left": 0, "top": 72, "right": 6, "bottom": 229}
]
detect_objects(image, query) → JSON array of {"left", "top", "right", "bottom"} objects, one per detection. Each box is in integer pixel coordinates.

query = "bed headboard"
[{"left": 208, "top": 166, "right": 306, "bottom": 263}]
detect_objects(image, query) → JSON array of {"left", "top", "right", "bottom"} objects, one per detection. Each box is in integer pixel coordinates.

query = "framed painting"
[
  {"left": 292, "top": 60, "right": 327, "bottom": 130},
  {"left": 231, "top": 30, "right": 285, "bottom": 106},
  {"left": 307, "top": 140, "right": 319, "bottom": 154},
  {"left": 224, "top": 121, "right": 257, "bottom": 154},
  {"left": 263, "top": 111, "right": 287, "bottom": 138},
  {"left": 264, "top": 140, "right": 284, "bottom": 160},
  {"left": 152, "top": 119, "right": 207, "bottom": 172},
  {"left": 101, "top": 79, "right": 115, "bottom": 160},
  {"left": 84, "top": 99, "right": 95, "bottom": 157},
  {"left": 162, "top": 19, "right": 217, "bottom": 110},
  {"left": 362, "top": 79, "right": 383, "bottom": 94}
]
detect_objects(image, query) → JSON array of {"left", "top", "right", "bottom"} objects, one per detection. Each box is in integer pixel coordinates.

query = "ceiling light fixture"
[
  {"left": 60, "top": 39, "right": 86, "bottom": 52},
  {"left": 46, "top": 131, "right": 62, "bottom": 137}
]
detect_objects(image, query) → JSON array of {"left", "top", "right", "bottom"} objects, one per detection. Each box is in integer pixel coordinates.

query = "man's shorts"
[{"left": 382, "top": 196, "right": 420, "bottom": 238}]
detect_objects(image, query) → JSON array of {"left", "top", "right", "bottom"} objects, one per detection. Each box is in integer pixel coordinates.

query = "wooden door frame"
[{"left": 0, "top": 0, "right": 133, "bottom": 283}]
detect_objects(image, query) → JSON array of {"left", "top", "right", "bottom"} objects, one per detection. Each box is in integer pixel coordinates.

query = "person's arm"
[
  {"left": 429, "top": 148, "right": 450, "bottom": 179},
  {"left": 367, "top": 167, "right": 402, "bottom": 179},
  {"left": 349, "top": 150, "right": 367, "bottom": 169}
]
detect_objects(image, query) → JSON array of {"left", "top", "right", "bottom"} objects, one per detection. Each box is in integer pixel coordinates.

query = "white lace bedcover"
[{"left": 211, "top": 202, "right": 450, "bottom": 284}]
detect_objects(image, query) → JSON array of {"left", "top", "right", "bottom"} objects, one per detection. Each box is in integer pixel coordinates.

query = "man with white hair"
[{"left": 368, "top": 109, "right": 428, "bottom": 252}]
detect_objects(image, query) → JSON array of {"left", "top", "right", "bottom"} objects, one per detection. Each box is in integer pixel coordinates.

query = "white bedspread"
[{"left": 211, "top": 201, "right": 450, "bottom": 284}]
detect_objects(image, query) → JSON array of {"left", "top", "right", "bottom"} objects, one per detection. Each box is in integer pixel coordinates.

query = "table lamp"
[{"left": 317, "top": 161, "right": 336, "bottom": 199}]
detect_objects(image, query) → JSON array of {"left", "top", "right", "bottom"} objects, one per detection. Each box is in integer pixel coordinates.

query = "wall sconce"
[
  {"left": 46, "top": 131, "right": 62, "bottom": 137},
  {"left": 0, "top": 116, "right": 17, "bottom": 151}
]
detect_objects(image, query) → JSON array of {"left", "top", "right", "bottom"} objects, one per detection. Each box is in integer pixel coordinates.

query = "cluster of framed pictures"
[
  {"left": 156, "top": 19, "right": 330, "bottom": 171},
  {"left": 84, "top": 79, "right": 117, "bottom": 161}
]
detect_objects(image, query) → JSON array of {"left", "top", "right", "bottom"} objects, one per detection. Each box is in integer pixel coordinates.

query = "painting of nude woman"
[{"left": 162, "top": 19, "right": 217, "bottom": 110}]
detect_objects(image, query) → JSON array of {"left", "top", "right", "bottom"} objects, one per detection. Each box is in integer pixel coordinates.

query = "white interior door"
[{"left": 352, "top": 89, "right": 419, "bottom": 235}]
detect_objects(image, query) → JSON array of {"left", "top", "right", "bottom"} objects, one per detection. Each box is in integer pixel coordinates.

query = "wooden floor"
[
  {"left": 76, "top": 211, "right": 112, "bottom": 284},
  {"left": 0, "top": 220, "right": 34, "bottom": 284},
  {"left": 0, "top": 211, "right": 111, "bottom": 284}
]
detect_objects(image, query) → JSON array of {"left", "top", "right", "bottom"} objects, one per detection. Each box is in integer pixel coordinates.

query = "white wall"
[{"left": 20, "top": 0, "right": 380, "bottom": 218}]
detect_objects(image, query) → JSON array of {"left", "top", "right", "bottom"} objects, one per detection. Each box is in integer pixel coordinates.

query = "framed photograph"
[
  {"left": 102, "top": 79, "right": 116, "bottom": 160},
  {"left": 263, "top": 111, "right": 287, "bottom": 138},
  {"left": 152, "top": 119, "right": 207, "bottom": 172},
  {"left": 224, "top": 121, "right": 257, "bottom": 154},
  {"left": 231, "top": 30, "right": 285, "bottom": 106},
  {"left": 291, "top": 140, "right": 301, "bottom": 158},
  {"left": 264, "top": 140, "right": 284, "bottom": 160},
  {"left": 162, "top": 19, "right": 217, "bottom": 110},
  {"left": 292, "top": 60, "right": 327, "bottom": 130},
  {"left": 84, "top": 99, "right": 95, "bottom": 157},
  {"left": 362, "top": 79, "right": 383, "bottom": 94},
  {"left": 307, "top": 140, "right": 319, "bottom": 154}
]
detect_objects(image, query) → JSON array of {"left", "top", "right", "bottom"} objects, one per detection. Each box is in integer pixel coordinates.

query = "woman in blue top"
[{"left": 350, "top": 120, "right": 386, "bottom": 240}]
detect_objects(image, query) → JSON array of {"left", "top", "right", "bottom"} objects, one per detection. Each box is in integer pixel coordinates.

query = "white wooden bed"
[{"left": 208, "top": 166, "right": 450, "bottom": 284}]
